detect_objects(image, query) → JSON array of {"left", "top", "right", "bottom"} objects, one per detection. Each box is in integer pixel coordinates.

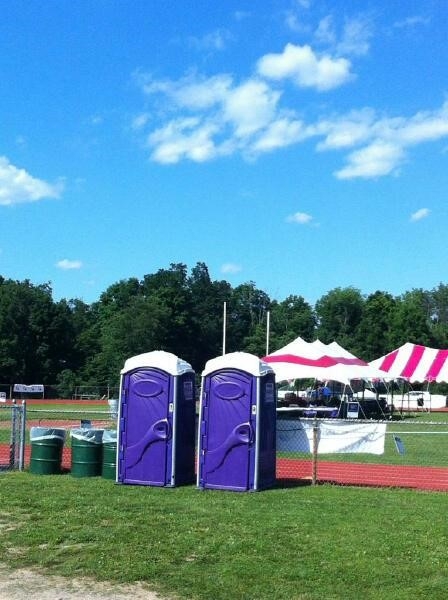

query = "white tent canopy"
[
  {"left": 263, "top": 337, "right": 386, "bottom": 385},
  {"left": 370, "top": 342, "right": 448, "bottom": 383}
]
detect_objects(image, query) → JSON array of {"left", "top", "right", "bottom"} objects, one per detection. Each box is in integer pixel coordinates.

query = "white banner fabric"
[
  {"left": 277, "top": 419, "right": 386, "bottom": 455},
  {"left": 13, "top": 384, "right": 44, "bottom": 393},
  {"left": 317, "top": 421, "right": 386, "bottom": 455}
]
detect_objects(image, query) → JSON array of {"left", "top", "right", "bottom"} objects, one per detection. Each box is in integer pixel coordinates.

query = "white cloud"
[
  {"left": 132, "top": 113, "right": 150, "bottom": 130},
  {"left": 222, "top": 79, "right": 281, "bottom": 137},
  {"left": 335, "top": 141, "right": 405, "bottom": 179},
  {"left": 188, "top": 29, "right": 233, "bottom": 52},
  {"left": 0, "top": 157, "right": 63, "bottom": 206},
  {"left": 286, "top": 212, "right": 314, "bottom": 224},
  {"left": 284, "top": 0, "right": 312, "bottom": 32},
  {"left": 234, "top": 11, "right": 251, "bottom": 22},
  {"left": 253, "top": 118, "right": 305, "bottom": 152},
  {"left": 394, "top": 104, "right": 448, "bottom": 145},
  {"left": 315, "top": 15, "right": 336, "bottom": 45},
  {"left": 141, "top": 73, "right": 290, "bottom": 161},
  {"left": 337, "top": 17, "right": 373, "bottom": 57},
  {"left": 221, "top": 263, "right": 242, "bottom": 274},
  {"left": 394, "top": 16, "right": 430, "bottom": 29},
  {"left": 315, "top": 109, "right": 375, "bottom": 150},
  {"left": 56, "top": 259, "right": 83, "bottom": 270},
  {"left": 142, "top": 73, "right": 232, "bottom": 110},
  {"left": 330, "top": 101, "right": 448, "bottom": 179},
  {"left": 134, "top": 47, "right": 448, "bottom": 179},
  {"left": 410, "top": 208, "right": 430, "bottom": 222},
  {"left": 148, "top": 118, "right": 219, "bottom": 164},
  {"left": 257, "top": 43, "right": 353, "bottom": 91},
  {"left": 284, "top": 11, "right": 310, "bottom": 34}
]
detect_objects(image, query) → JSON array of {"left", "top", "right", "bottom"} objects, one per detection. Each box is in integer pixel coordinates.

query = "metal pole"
[
  {"left": 222, "top": 301, "right": 227, "bottom": 355},
  {"left": 266, "top": 310, "right": 270, "bottom": 356},
  {"left": 19, "top": 399, "right": 26, "bottom": 471},
  {"left": 9, "top": 401, "right": 17, "bottom": 469},
  {"left": 312, "top": 417, "right": 319, "bottom": 485}
]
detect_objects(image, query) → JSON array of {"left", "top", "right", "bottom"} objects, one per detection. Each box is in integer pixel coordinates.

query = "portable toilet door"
[
  {"left": 117, "top": 351, "right": 196, "bottom": 486},
  {"left": 198, "top": 352, "right": 276, "bottom": 492}
]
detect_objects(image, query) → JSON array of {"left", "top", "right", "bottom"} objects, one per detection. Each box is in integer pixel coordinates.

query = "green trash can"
[
  {"left": 70, "top": 429, "right": 104, "bottom": 477},
  {"left": 102, "top": 429, "right": 117, "bottom": 480},
  {"left": 30, "top": 427, "right": 66, "bottom": 475}
]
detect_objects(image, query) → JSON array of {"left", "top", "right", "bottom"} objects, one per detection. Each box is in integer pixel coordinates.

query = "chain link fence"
[
  {"left": 277, "top": 412, "right": 448, "bottom": 491},
  {"left": 0, "top": 402, "right": 26, "bottom": 471},
  {"left": 0, "top": 384, "right": 120, "bottom": 402},
  {"left": 0, "top": 403, "right": 117, "bottom": 472},
  {"left": 2, "top": 399, "right": 447, "bottom": 492},
  {"left": 24, "top": 407, "right": 118, "bottom": 470}
]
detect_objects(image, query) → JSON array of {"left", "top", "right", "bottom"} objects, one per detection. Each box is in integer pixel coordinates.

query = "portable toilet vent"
[
  {"left": 198, "top": 352, "right": 276, "bottom": 492},
  {"left": 117, "top": 351, "right": 196, "bottom": 486}
]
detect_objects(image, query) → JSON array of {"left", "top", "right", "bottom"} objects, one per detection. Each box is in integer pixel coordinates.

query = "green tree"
[
  {"left": 188, "top": 262, "right": 232, "bottom": 370},
  {"left": 227, "top": 282, "right": 271, "bottom": 354},
  {"left": 315, "top": 287, "right": 364, "bottom": 352},
  {"left": 429, "top": 283, "right": 448, "bottom": 348},
  {"left": 66, "top": 298, "right": 101, "bottom": 375},
  {"left": 269, "top": 295, "right": 316, "bottom": 352},
  {"left": 390, "top": 289, "right": 432, "bottom": 348},
  {"left": 87, "top": 295, "right": 172, "bottom": 384},
  {"left": 0, "top": 279, "right": 73, "bottom": 383},
  {"left": 354, "top": 291, "right": 397, "bottom": 360},
  {"left": 142, "top": 263, "right": 196, "bottom": 362}
]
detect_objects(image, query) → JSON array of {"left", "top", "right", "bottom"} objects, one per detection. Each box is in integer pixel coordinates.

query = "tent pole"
[
  {"left": 266, "top": 310, "right": 270, "bottom": 356},
  {"left": 222, "top": 302, "right": 227, "bottom": 356}
]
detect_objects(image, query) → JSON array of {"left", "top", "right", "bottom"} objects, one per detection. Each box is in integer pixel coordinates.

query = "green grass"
[{"left": 0, "top": 473, "right": 447, "bottom": 599}]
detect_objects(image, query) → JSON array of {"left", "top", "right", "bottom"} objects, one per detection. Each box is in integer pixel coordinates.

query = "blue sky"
[{"left": 1, "top": 0, "right": 448, "bottom": 305}]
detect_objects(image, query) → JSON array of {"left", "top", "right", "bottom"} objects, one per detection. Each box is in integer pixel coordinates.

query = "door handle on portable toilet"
[
  {"left": 125, "top": 418, "right": 171, "bottom": 468},
  {"left": 204, "top": 422, "right": 253, "bottom": 474}
]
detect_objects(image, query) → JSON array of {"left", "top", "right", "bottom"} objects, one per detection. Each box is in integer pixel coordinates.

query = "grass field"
[{"left": 0, "top": 472, "right": 447, "bottom": 599}]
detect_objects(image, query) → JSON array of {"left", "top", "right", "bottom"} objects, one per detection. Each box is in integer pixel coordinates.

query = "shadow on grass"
[{"left": 275, "top": 477, "right": 312, "bottom": 489}]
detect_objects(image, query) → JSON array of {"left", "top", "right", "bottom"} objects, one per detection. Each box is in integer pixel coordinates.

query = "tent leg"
[{"left": 312, "top": 418, "right": 319, "bottom": 485}]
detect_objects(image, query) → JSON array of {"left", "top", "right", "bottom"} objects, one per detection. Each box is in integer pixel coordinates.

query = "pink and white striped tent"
[
  {"left": 369, "top": 342, "right": 448, "bottom": 382},
  {"left": 263, "top": 337, "right": 385, "bottom": 384}
]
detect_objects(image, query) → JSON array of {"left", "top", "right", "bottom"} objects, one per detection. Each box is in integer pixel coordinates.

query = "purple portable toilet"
[
  {"left": 198, "top": 352, "right": 276, "bottom": 492},
  {"left": 117, "top": 351, "right": 196, "bottom": 487}
]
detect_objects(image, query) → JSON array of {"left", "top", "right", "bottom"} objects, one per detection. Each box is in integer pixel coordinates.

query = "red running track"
[{"left": 277, "top": 457, "right": 448, "bottom": 492}]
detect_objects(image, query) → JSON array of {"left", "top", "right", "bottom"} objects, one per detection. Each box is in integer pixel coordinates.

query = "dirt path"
[{"left": 0, "top": 563, "right": 169, "bottom": 599}]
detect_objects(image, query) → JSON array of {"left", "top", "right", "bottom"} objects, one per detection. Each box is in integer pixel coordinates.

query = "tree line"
[{"left": 1, "top": 263, "right": 448, "bottom": 392}]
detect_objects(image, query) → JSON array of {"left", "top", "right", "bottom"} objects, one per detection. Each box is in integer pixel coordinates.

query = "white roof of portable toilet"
[
  {"left": 202, "top": 352, "right": 274, "bottom": 378},
  {"left": 121, "top": 350, "right": 194, "bottom": 376}
]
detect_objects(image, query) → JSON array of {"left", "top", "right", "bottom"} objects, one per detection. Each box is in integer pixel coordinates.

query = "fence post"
[
  {"left": 19, "top": 399, "right": 26, "bottom": 471},
  {"left": 9, "top": 401, "right": 17, "bottom": 469},
  {"left": 312, "top": 417, "right": 319, "bottom": 485}
]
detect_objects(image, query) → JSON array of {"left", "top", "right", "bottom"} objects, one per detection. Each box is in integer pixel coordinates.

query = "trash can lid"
[
  {"left": 102, "top": 429, "right": 117, "bottom": 443},
  {"left": 30, "top": 427, "right": 66, "bottom": 441},
  {"left": 70, "top": 428, "right": 104, "bottom": 443}
]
